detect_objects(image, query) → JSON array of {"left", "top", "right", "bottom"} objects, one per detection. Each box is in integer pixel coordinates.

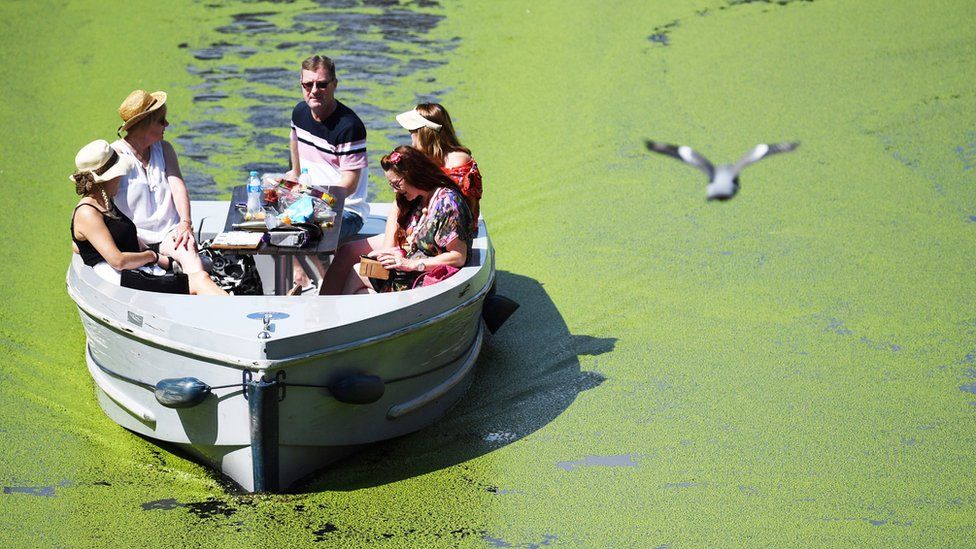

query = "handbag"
[
  {"left": 412, "top": 265, "right": 460, "bottom": 289},
  {"left": 120, "top": 269, "right": 190, "bottom": 295}
]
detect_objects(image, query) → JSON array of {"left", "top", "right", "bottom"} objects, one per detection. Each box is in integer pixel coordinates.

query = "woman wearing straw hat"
[
  {"left": 70, "top": 140, "right": 227, "bottom": 295},
  {"left": 111, "top": 89, "right": 200, "bottom": 272}
]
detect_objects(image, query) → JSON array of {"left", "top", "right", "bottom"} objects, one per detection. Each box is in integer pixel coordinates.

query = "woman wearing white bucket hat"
[
  {"left": 111, "top": 89, "right": 201, "bottom": 273},
  {"left": 70, "top": 139, "right": 227, "bottom": 296}
]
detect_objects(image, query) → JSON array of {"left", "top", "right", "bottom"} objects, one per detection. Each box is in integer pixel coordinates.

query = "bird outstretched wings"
[
  {"left": 645, "top": 140, "right": 715, "bottom": 178},
  {"left": 732, "top": 142, "right": 800, "bottom": 174}
]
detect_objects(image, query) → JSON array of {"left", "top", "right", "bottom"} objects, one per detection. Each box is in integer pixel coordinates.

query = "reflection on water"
[{"left": 175, "top": 0, "right": 458, "bottom": 198}]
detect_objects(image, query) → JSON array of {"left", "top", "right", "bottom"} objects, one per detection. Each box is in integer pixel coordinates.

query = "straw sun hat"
[
  {"left": 69, "top": 139, "right": 135, "bottom": 185},
  {"left": 117, "top": 89, "right": 167, "bottom": 136}
]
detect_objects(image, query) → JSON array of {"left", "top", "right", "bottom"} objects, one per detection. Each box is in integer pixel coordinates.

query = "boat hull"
[{"left": 68, "top": 203, "right": 496, "bottom": 492}]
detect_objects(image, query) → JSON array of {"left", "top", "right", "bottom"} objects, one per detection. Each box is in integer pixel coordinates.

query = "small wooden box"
[{"left": 359, "top": 257, "right": 390, "bottom": 280}]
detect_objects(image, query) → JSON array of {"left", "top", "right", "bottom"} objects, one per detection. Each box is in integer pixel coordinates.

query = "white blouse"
[{"left": 112, "top": 140, "right": 181, "bottom": 244}]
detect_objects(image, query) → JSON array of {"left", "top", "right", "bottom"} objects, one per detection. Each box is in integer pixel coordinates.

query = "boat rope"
[{"left": 91, "top": 342, "right": 466, "bottom": 409}]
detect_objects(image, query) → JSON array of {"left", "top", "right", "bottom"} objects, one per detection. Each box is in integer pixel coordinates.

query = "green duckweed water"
[{"left": 2, "top": 0, "right": 975, "bottom": 545}]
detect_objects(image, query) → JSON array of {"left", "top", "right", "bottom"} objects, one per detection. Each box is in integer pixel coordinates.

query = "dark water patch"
[
  {"left": 185, "top": 498, "right": 237, "bottom": 519},
  {"left": 959, "top": 382, "right": 976, "bottom": 395},
  {"left": 141, "top": 496, "right": 238, "bottom": 519},
  {"left": 648, "top": 20, "right": 679, "bottom": 46},
  {"left": 142, "top": 497, "right": 182, "bottom": 510},
  {"left": 240, "top": 162, "right": 288, "bottom": 175},
  {"left": 815, "top": 315, "right": 853, "bottom": 335},
  {"left": 246, "top": 105, "right": 288, "bottom": 130},
  {"left": 176, "top": 0, "right": 458, "bottom": 195},
  {"left": 184, "top": 120, "right": 247, "bottom": 138},
  {"left": 969, "top": 215, "right": 976, "bottom": 222},
  {"left": 860, "top": 336, "right": 901, "bottom": 352},
  {"left": 215, "top": 12, "right": 281, "bottom": 34},
  {"left": 193, "top": 93, "right": 229, "bottom": 102},
  {"left": 956, "top": 135, "right": 976, "bottom": 170},
  {"left": 252, "top": 132, "right": 286, "bottom": 148},
  {"left": 313, "top": 523, "right": 338, "bottom": 541},
  {"left": 484, "top": 533, "right": 557, "bottom": 548},
  {"left": 4, "top": 485, "right": 56, "bottom": 497},
  {"left": 557, "top": 454, "right": 638, "bottom": 471}
]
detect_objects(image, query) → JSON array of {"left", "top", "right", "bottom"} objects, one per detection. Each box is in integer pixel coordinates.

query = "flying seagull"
[{"left": 645, "top": 140, "right": 800, "bottom": 200}]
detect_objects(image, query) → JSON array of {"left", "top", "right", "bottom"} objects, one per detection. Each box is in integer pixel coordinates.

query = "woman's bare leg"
[
  {"left": 186, "top": 271, "right": 228, "bottom": 296},
  {"left": 321, "top": 234, "right": 385, "bottom": 295},
  {"left": 159, "top": 233, "right": 206, "bottom": 274}
]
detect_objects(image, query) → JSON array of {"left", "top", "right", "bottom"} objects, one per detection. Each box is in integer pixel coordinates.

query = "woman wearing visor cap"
[{"left": 396, "top": 103, "right": 481, "bottom": 234}]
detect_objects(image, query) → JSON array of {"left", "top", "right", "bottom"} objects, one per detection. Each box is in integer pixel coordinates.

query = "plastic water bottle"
[
  {"left": 246, "top": 171, "right": 262, "bottom": 215},
  {"left": 298, "top": 167, "right": 311, "bottom": 191}
]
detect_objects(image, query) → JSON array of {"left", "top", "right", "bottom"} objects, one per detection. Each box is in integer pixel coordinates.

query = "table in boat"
[{"left": 222, "top": 184, "right": 347, "bottom": 295}]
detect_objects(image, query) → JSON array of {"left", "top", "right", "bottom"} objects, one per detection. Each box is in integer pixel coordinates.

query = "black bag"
[
  {"left": 199, "top": 245, "right": 264, "bottom": 295},
  {"left": 120, "top": 269, "right": 190, "bottom": 295}
]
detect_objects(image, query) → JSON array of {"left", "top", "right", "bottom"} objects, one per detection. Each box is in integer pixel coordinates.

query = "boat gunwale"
[{"left": 67, "top": 263, "right": 495, "bottom": 371}]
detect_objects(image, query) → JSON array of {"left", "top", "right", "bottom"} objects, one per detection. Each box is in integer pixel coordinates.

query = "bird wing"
[
  {"left": 732, "top": 142, "right": 800, "bottom": 174},
  {"left": 645, "top": 140, "right": 714, "bottom": 178}
]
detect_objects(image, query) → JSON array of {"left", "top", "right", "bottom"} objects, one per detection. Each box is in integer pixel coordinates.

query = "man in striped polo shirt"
[{"left": 289, "top": 54, "right": 369, "bottom": 241}]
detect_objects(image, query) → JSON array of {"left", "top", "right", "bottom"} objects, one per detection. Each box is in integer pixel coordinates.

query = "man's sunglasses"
[{"left": 301, "top": 79, "right": 334, "bottom": 92}]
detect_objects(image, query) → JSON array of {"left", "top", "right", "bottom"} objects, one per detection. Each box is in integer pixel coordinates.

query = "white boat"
[{"left": 65, "top": 201, "right": 517, "bottom": 492}]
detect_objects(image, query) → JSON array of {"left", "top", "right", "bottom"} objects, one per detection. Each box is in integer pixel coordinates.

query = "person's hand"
[
  {"left": 173, "top": 220, "right": 195, "bottom": 250},
  {"left": 370, "top": 248, "right": 408, "bottom": 271}
]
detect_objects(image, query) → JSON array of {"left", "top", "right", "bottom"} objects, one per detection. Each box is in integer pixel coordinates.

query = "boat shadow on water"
[{"left": 294, "top": 270, "right": 615, "bottom": 492}]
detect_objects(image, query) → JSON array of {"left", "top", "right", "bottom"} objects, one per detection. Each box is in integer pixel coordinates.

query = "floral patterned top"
[
  {"left": 443, "top": 159, "right": 482, "bottom": 235},
  {"left": 379, "top": 186, "right": 473, "bottom": 292}
]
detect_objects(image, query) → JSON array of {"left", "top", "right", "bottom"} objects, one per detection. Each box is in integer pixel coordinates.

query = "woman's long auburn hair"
[
  {"left": 380, "top": 145, "right": 462, "bottom": 246},
  {"left": 412, "top": 103, "right": 471, "bottom": 166}
]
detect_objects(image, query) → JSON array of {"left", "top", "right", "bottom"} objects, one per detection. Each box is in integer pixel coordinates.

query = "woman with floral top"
[
  {"left": 320, "top": 103, "right": 481, "bottom": 294},
  {"left": 340, "top": 146, "right": 472, "bottom": 294}
]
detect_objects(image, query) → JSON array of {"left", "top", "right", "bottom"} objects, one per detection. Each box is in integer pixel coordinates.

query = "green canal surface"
[{"left": 2, "top": 0, "right": 975, "bottom": 545}]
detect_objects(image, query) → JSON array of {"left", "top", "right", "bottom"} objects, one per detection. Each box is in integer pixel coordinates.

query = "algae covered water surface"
[{"left": 1, "top": 0, "right": 975, "bottom": 545}]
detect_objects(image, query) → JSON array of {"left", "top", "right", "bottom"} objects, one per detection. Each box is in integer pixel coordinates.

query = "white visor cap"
[{"left": 395, "top": 109, "right": 442, "bottom": 132}]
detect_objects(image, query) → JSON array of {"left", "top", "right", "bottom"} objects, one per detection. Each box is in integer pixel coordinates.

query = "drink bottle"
[{"left": 246, "top": 171, "right": 262, "bottom": 215}]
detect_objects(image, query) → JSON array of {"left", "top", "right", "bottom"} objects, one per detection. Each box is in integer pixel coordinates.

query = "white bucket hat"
[
  {"left": 395, "top": 109, "right": 442, "bottom": 132},
  {"left": 70, "top": 140, "right": 135, "bottom": 184}
]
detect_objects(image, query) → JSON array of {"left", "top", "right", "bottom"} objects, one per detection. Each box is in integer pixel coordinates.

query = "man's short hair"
[{"left": 302, "top": 55, "right": 336, "bottom": 78}]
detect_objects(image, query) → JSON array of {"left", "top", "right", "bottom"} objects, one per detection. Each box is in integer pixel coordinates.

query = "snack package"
[
  {"left": 310, "top": 196, "right": 335, "bottom": 222},
  {"left": 307, "top": 186, "right": 336, "bottom": 207},
  {"left": 281, "top": 194, "right": 314, "bottom": 224}
]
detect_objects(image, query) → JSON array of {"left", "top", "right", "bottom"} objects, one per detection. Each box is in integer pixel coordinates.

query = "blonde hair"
[
  {"left": 412, "top": 103, "right": 470, "bottom": 166},
  {"left": 71, "top": 172, "right": 118, "bottom": 217}
]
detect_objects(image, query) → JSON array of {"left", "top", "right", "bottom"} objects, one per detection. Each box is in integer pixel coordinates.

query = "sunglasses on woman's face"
[{"left": 388, "top": 177, "right": 404, "bottom": 191}]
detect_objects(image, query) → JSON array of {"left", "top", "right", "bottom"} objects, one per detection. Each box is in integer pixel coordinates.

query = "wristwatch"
[{"left": 416, "top": 262, "right": 426, "bottom": 273}]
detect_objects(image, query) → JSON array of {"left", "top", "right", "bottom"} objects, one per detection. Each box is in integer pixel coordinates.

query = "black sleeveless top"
[{"left": 71, "top": 201, "right": 141, "bottom": 267}]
